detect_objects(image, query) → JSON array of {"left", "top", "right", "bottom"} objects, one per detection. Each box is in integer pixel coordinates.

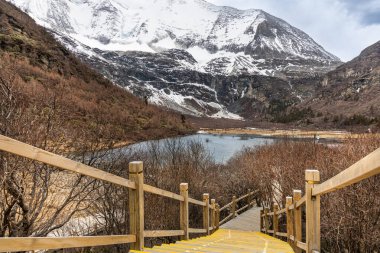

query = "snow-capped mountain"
[{"left": 8, "top": 0, "right": 342, "bottom": 118}]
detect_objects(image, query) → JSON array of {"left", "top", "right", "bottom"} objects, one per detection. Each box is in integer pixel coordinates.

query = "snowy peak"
[
  {"left": 9, "top": 0, "right": 340, "bottom": 64},
  {"left": 7, "top": 0, "right": 342, "bottom": 119}
]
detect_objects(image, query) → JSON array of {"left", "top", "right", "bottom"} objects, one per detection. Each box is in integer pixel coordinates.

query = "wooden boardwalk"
[
  {"left": 1, "top": 134, "right": 379, "bottom": 253},
  {"left": 221, "top": 207, "right": 262, "bottom": 231},
  {"left": 132, "top": 229, "right": 294, "bottom": 253}
]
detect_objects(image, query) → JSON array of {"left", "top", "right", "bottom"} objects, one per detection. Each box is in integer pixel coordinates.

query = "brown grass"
[{"left": 226, "top": 136, "right": 380, "bottom": 252}]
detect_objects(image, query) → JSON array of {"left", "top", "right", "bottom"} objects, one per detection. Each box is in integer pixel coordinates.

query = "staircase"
[
  {"left": 132, "top": 207, "right": 294, "bottom": 253},
  {"left": 132, "top": 229, "right": 294, "bottom": 253},
  {"left": 0, "top": 134, "right": 379, "bottom": 253}
]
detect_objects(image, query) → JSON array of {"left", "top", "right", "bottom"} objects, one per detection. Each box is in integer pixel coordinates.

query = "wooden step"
[{"left": 132, "top": 229, "right": 294, "bottom": 253}]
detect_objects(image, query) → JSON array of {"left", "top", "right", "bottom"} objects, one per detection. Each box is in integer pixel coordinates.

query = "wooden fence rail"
[
  {"left": 0, "top": 135, "right": 257, "bottom": 252},
  {"left": 260, "top": 146, "right": 380, "bottom": 253},
  {"left": 218, "top": 189, "right": 259, "bottom": 226}
]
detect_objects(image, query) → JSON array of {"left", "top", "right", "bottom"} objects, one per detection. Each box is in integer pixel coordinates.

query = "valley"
[{"left": 0, "top": 0, "right": 379, "bottom": 252}]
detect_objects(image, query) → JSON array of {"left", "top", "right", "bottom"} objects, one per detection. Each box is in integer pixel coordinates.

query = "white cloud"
[{"left": 207, "top": 0, "right": 380, "bottom": 61}]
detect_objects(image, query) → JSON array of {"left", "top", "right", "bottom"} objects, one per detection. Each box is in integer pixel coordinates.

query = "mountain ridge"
[
  {"left": 7, "top": 0, "right": 342, "bottom": 119},
  {"left": 294, "top": 40, "right": 380, "bottom": 128}
]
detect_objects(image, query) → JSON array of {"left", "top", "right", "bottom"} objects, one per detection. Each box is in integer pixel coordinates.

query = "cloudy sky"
[{"left": 208, "top": 0, "right": 380, "bottom": 61}]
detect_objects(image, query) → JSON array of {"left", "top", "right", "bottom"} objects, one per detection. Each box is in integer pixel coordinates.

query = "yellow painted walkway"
[{"left": 132, "top": 229, "right": 294, "bottom": 253}]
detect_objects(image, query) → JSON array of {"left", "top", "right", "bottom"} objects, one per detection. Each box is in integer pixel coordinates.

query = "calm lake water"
[{"left": 121, "top": 133, "right": 283, "bottom": 163}]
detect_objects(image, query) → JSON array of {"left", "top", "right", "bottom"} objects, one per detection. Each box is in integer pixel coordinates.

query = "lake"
[{"left": 120, "top": 133, "right": 309, "bottom": 164}]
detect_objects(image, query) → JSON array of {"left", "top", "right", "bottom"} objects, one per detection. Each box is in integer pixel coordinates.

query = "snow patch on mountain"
[{"left": 7, "top": 0, "right": 342, "bottom": 119}]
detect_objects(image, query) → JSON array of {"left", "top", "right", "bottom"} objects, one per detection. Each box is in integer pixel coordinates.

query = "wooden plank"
[
  {"left": 215, "top": 204, "right": 220, "bottom": 229},
  {"left": 219, "top": 213, "right": 233, "bottom": 226},
  {"left": 180, "top": 183, "right": 189, "bottom": 240},
  {"left": 143, "top": 184, "right": 184, "bottom": 201},
  {"left": 0, "top": 235, "right": 136, "bottom": 252},
  {"left": 129, "top": 162, "right": 144, "bottom": 250},
  {"left": 236, "top": 192, "right": 250, "bottom": 202},
  {"left": 267, "top": 230, "right": 274, "bottom": 234},
  {"left": 286, "top": 196, "right": 293, "bottom": 243},
  {"left": 188, "top": 197, "right": 206, "bottom": 206},
  {"left": 203, "top": 194, "right": 210, "bottom": 235},
  {"left": 144, "top": 230, "right": 184, "bottom": 238},
  {"left": 188, "top": 228, "right": 207, "bottom": 234},
  {"left": 277, "top": 208, "right": 287, "bottom": 215},
  {"left": 219, "top": 201, "right": 233, "bottom": 212},
  {"left": 296, "top": 195, "right": 306, "bottom": 208},
  {"left": 293, "top": 190, "right": 302, "bottom": 253},
  {"left": 313, "top": 147, "right": 380, "bottom": 196},
  {"left": 247, "top": 189, "right": 253, "bottom": 208},
  {"left": 267, "top": 211, "right": 274, "bottom": 216},
  {"left": 273, "top": 204, "right": 279, "bottom": 238},
  {"left": 234, "top": 190, "right": 258, "bottom": 203},
  {"left": 305, "top": 170, "right": 321, "bottom": 253},
  {"left": 290, "top": 235, "right": 295, "bottom": 241},
  {"left": 0, "top": 135, "right": 136, "bottom": 189},
  {"left": 296, "top": 241, "right": 307, "bottom": 251},
  {"left": 264, "top": 208, "right": 269, "bottom": 234},
  {"left": 231, "top": 196, "right": 237, "bottom": 218},
  {"left": 276, "top": 232, "right": 288, "bottom": 237},
  {"left": 210, "top": 199, "right": 216, "bottom": 230},
  {"left": 236, "top": 204, "right": 249, "bottom": 214}
]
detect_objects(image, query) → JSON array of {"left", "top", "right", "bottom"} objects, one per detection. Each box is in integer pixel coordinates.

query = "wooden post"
[
  {"left": 286, "top": 196, "right": 293, "bottom": 244},
  {"left": 273, "top": 203, "right": 279, "bottom": 238},
  {"left": 180, "top": 183, "right": 189, "bottom": 240},
  {"left": 264, "top": 207, "right": 269, "bottom": 234},
  {"left": 247, "top": 189, "right": 253, "bottom": 208},
  {"left": 203, "top": 193, "right": 210, "bottom": 235},
  {"left": 293, "top": 190, "right": 302, "bottom": 253},
  {"left": 260, "top": 209, "right": 263, "bottom": 232},
  {"left": 215, "top": 204, "right": 220, "bottom": 229},
  {"left": 210, "top": 199, "right": 216, "bottom": 231},
  {"left": 305, "top": 170, "right": 321, "bottom": 253},
  {"left": 129, "top": 161, "right": 144, "bottom": 250},
  {"left": 231, "top": 195, "right": 237, "bottom": 218}
]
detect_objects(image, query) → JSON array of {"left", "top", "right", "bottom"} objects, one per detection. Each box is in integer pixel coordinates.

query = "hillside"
[
  {"left": 0, "top": 0, "right": 192, "bottom": 145},
  {"left": 302, "top": 41, "right": 380, "bottom": 128}
]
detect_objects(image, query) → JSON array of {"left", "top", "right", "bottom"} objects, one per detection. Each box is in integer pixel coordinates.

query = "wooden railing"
[
  {"left": 260, "top": 147, "right": 380, "bottom": 253},
  {"left": 219, "top": 190, "right": 258, "bottom": 226},
  {"left": 0, "top": 135, "right": 257, "bottom": 252}
]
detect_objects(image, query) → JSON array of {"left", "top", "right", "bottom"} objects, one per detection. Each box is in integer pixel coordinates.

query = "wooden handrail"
[
  {"left": 188, "top": 228, "right": 207, "bottom": 234},
  {"left": 143, "top": 184, "right": 184, "bottom": 201},
  {"left": 219, "top": 213, "right": 233, "bottom": 226},
  {"left": 0, "top": 135, "right": 136, "bottom": 189},
  {"left": 313, "top": 147, "right": 380, "bottom": 196},
  {"left": 217, "top": 190, "right": 258, "bottom": 226},
  {"left": 0, "top": 134, "right": 222, "bottom": 252},
  {"left": 0, "top": 235, "right": 136, "bottom": 252},
  {"left": 144, "top": 230, "right": 184, "bottom": 238},
  {"left": 220, "top": 190, "right": 259, "bottom": 211},
  {"left": 260, "top": 147, "right": 380, "bottom": 253},
  {"left": 219, "top": 201, "right": 233, "bottom": 212},
  {"left": 189, "top": 197, "right": 206, "bottom": 206},
  {"left": 295, "top": 195, "right": 306, "bottom": 208}
]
